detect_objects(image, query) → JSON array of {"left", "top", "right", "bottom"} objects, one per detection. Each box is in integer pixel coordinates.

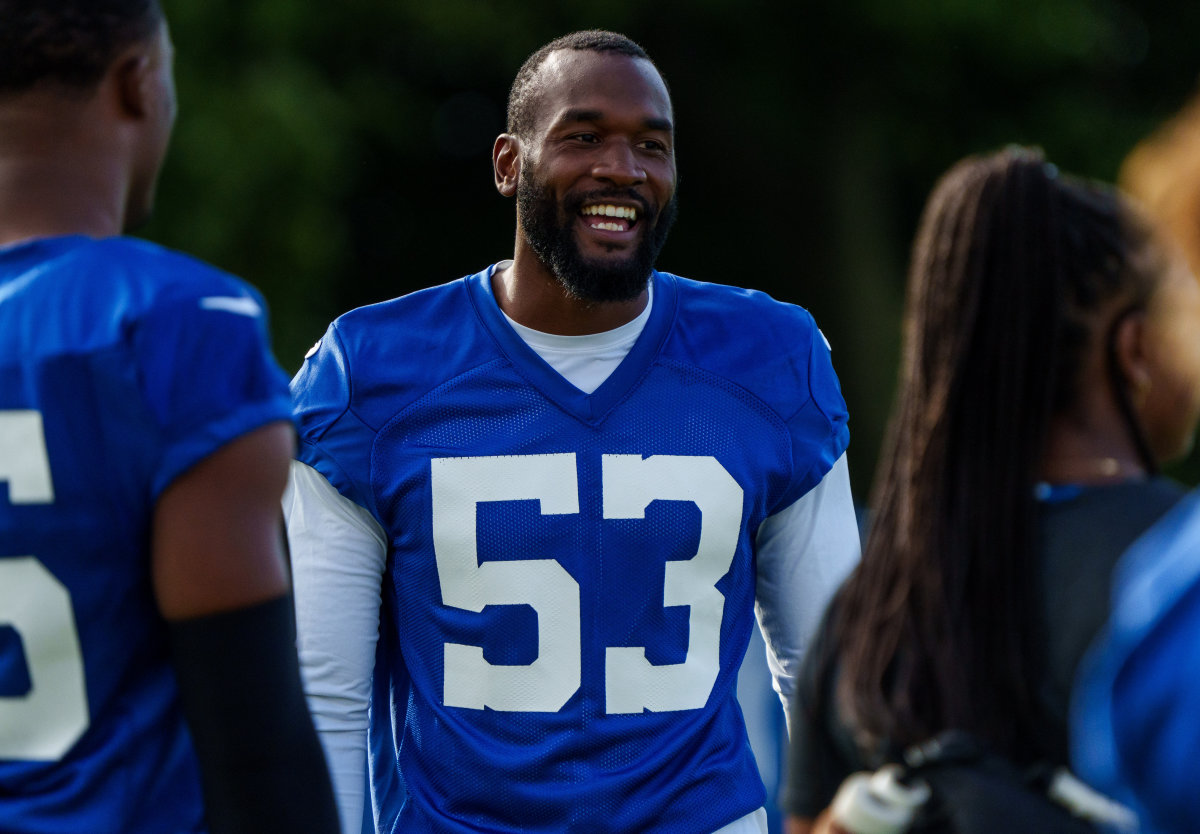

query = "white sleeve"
[
  {"left": 284, "top": 460, "right": 388, "bottom": 834},
  {"left": 753, "top": 452, "right": 859, "bottom": 733}
]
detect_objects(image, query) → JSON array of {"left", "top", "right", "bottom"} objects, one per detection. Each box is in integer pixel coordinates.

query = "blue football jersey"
[
  {"left": 293, "top": 264, "right": 849, "bottom": 833},
  {"left": 1073, "top": 490, "right": 1200, "bottom": 834},
  {"left": 0, "top": 236, "right": 293, "bottom": 833}
]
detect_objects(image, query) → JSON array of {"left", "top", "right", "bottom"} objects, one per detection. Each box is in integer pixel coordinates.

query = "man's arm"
[
  {"left": 754, "top": 452, "right": 860, "bottom": 729},
  {"left": 285, "top": 459, "right": 389, "bottom": 834},
  {"left": 152, "top": 421, "right": 339, "bottom": 834}
]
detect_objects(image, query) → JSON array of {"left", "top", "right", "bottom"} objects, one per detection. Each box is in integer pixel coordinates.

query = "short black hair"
[
  {"left": 0, "top": 0, "right": 163, "bottom": 94},
  {"left": 506, "top": 30, "right": 660, "bottom": 138}
]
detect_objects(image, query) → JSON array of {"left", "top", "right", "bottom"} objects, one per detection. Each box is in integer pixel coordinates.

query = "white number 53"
[{"left": 432, "top": 453, "right": 742, "bottom": 714}]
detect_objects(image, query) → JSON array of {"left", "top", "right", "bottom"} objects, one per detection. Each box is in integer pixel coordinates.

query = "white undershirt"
[
  {"left": 501, "top": 279, "right": 653, "bottom": 394},
  {"left": 285, "top": 294, "right": 860, "bottom": 834}
]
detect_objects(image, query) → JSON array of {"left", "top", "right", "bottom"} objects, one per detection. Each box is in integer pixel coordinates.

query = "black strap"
[{"left": 899, "top": 731, "right": 1097, "bottom": 834}]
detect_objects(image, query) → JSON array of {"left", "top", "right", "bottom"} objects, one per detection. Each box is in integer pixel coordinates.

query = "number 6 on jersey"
[{"left": 0, "top": 410, "right": 89, "bottom": 761}]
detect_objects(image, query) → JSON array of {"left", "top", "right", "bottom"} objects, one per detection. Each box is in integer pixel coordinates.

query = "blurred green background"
[{"left": 144, "top": 0, "right": 1200, "bottom": 502}]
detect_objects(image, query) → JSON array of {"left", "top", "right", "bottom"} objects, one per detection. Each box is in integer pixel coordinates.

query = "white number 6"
[{"left": 1, "top": 411, "right": 89, "bottom": 761}]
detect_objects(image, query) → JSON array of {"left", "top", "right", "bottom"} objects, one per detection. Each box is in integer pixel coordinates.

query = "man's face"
[{"left": 515, "top": 50, "right": 678, "bottom": 303}]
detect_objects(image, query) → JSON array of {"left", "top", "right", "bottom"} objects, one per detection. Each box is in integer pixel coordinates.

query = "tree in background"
[{"left": 145, "top": 0, "right": 1200, "bottom": 493}]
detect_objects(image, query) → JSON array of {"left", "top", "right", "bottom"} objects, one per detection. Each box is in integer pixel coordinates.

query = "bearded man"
[{"left": 285, "top": 30, "right": 860, "bottom": 834}]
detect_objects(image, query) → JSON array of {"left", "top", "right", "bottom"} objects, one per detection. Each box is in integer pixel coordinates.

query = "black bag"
[{"left": 899, "top": 731, "right": 1100, "bottom": 834}]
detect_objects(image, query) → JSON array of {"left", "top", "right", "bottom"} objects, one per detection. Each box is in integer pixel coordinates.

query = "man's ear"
[
  {"left": 114, "top": 52, "right": 152, "bottom": 119},
  {"left": 1113, "top": 309, "right": 1152, "bottom": 408},
  {"left": 493, "top": 134, "right": 521, "bottom": 197}
]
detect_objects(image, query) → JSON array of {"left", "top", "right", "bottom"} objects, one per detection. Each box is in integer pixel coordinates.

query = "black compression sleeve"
[{"left": 168, "top": 595, "right": 340, "bottom": 834}]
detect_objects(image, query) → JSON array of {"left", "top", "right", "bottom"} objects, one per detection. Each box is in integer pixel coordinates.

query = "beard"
[{"left": 516, "top": 170, "right": 678, "bottom": 304}]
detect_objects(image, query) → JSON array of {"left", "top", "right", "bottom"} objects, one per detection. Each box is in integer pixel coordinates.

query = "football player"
[
  {"left": 287, "top": 30, "right": 860, "bottom": 834},
  {"left": 0, "top": 2, "right": 337, "bottom": 831}
]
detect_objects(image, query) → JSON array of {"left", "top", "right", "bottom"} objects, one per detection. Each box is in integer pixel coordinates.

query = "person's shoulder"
[
  {"left": 326, "top": 274, "right": 473, "bottom": 351},
  {"left": 656, "top": 270, "right": 839, "bottom": 402},
  {"left": 660, "top": 270, "right": 829, "bottom": 360},
  {"left": 88, "top": 236, "right": 257, "bottom": 302},
  {"left": 22, "top": 237, "right": 264, "bottom": 331},
  {"left": 292, "top": 271, "right": 493, "bottom": 432},
  {"left": 1065, "top": 476, "right": 1187, "bottom": 521},
  {"left": 1116, "top": 485, "right": 1200, "bottom": 583},
  {"left": 315, "top": 275, "right": 485, "bottom": 398},
  {"left": 665, "top": 271, "right": 819, "bottom": 327},
  {"left": 4, "top": 236, "right": 265, "bottom": 356},
  {"left": 9, "top": 235, "right": 242, "bottom": 300},
  {"left": 1141, "top": 475, "right": 1190, "bottom": 504}
]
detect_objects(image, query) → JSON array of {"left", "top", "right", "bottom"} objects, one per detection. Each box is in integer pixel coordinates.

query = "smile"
[{"left": 581, "top": 203, "right": 639, "bottom": 233}]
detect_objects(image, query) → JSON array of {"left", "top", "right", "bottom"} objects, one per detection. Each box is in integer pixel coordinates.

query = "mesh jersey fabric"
[
  {"left": 292, "top": 264, "right": 850, "bottom": 833},
  {"left": 0, "top": 235, "right": 293, "bottom": 833}
]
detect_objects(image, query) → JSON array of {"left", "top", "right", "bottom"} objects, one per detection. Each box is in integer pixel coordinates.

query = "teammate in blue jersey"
[
  {"left": 0, "top": 2, "right": 337, "bottom": 832},
  {"left": 1073, "top": 490, "right": 1200, "bottom": 834},
  {"left": 286, "top": 30, "right": 861, "bottom": 834}
]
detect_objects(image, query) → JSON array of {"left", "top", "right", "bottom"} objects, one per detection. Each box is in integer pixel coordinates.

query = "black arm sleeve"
[{"left": 168, "top": 595, "right": 340, "bottom": 834}]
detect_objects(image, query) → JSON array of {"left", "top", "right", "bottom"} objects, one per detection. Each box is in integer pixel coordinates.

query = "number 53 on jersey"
[{"left": 432, "top": 452, "right": 743, "bottom": 716}]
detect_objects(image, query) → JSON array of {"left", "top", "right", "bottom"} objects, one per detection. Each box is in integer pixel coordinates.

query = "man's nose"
[{"left": 591, "top": 141, "right": 646, "bottom": 186}]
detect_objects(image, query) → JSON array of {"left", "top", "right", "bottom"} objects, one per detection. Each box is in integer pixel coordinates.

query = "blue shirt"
[
  {"left": 0, "top": 236, "right": 292, "bottom": 833},
  {"left": 1073, "top": 489, "right": 1200, "bottom": 834},
  {"left": 292, "top": 264, "right": 850, "bottom": 833}
]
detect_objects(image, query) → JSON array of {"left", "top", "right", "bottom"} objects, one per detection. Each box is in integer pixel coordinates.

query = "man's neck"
[
  {"left": 491, "top": 248, "right": 649, "bottom": 336},
  {"left": 0, "top": 97, "right": 127, "bottom": 247},
  {"left": 0, "top": 176, "right": 127, "bottom": 251}
]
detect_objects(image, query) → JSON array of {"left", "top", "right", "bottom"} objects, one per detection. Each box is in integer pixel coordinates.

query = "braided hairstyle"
[
  {"left": 0, "top": 0, "right": 162, "bottom": 94},
  {"left": 831, "top": 147, "right": 1163, "bottom": 760}
]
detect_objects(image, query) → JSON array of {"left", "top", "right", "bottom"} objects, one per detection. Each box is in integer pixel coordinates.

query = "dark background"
[{"left": 146, "top": 0, "right": 1200, "bottom": 501}]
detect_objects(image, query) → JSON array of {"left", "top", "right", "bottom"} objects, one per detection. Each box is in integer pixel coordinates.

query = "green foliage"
[{"left": 145, "top": 0, "right": 1200, "bottom": 492}]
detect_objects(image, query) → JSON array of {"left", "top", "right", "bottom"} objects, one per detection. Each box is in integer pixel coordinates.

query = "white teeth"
[
  {"left": 582, "top": 204, "right": 637, "bottom": 221},
  {"left": 592, "top": 221, "right": 624, "bottom": 231}
]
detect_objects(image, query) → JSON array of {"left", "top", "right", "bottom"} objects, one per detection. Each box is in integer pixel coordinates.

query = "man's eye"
[{"left": 573, "top": 133, "right": 600, "bottom": 143}]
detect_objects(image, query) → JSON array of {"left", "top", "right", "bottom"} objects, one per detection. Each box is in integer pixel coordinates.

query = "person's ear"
[
  {"left": 114, "top": 52, "right": 152, "bottom": 119},
  {"left": 1114, "top": 309, "right": 1152, "bottom": 409},
  {"left": 494, "top": 134, "right": 521, "bottom": 197}
]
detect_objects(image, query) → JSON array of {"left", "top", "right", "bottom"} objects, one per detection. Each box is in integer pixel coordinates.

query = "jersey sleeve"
[
  {"left": 290, "top": 323, "right": 378, "bottom": 516},
  {"left": 778, "top": 322, "right": 850, "bottom": 511},
  {"left": 755, "top": 453, "right": 860, "bottom": 726},
  {"left": 287, "top": 321, "right": 392, "bottom": 834},
  {"left": 1072, "top": 490, "right": 1200, "bottom": 833},
  {"left": 132, "top": 280, "right": 292, "bottom": 499}
]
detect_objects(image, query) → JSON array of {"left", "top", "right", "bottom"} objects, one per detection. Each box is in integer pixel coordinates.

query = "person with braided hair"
[{"left": 783, "top": 147, "right": 1200, "bottom": 833}]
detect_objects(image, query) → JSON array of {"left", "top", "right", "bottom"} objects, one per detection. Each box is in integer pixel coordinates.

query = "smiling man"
[
  {"left": 496, "top": 42, "right": 678, "bottom": 326},
  {"left": 286, "top": 30, "right": 860, "bottom": 834}
]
